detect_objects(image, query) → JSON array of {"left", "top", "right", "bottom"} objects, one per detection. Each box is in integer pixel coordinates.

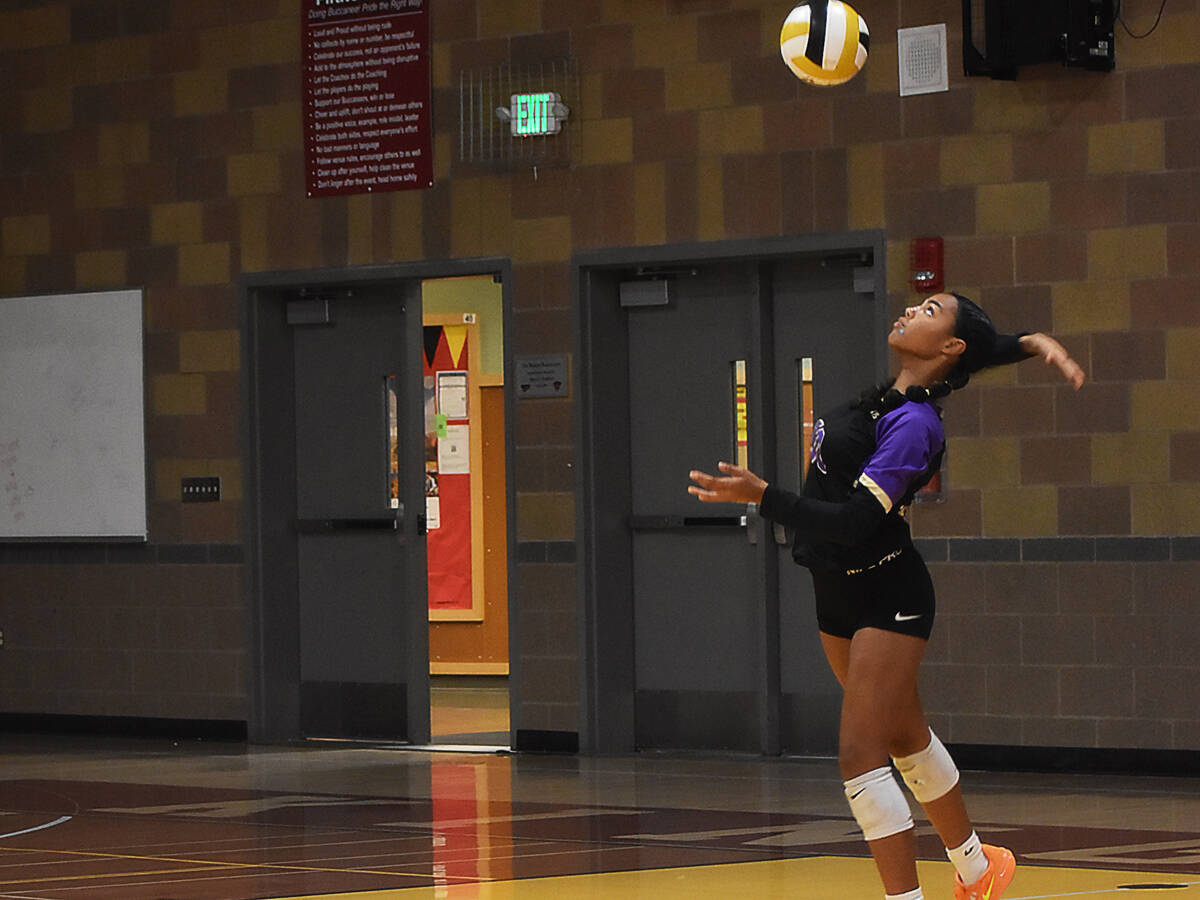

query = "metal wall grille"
[{"left": 458, "top": 59, "right": 579, "bottom": 169}]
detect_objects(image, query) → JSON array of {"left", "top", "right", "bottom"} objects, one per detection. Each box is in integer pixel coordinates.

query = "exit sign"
[{"left": 506, "top": 92, "right": 567, "bottom": 136}]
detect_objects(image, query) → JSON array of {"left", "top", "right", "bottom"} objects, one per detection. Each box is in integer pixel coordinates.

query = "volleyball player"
[{"left": 689, "top": 292, "right": 1084, "bottom": 900}]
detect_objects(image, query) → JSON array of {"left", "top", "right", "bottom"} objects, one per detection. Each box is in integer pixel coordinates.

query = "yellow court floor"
[{"left": 279, "top": 857, "right": 1200, "bottom": 900}]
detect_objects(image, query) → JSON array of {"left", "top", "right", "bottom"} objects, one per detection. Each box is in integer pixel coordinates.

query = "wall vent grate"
[{"left": 898, "top": 24, "right": 950, "bottom": 96}]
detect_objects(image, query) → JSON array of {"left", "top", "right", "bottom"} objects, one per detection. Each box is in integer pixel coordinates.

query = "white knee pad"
[
  {"left": 893, "top": 728, "right": 960, "bottom": 804},
  {"left": 843, "top": 766, "right": 913, "bottom": 842}
]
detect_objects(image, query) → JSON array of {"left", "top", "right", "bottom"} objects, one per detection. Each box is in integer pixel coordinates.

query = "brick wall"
[
  {"left": 0, "top": 0, "right": 1197, "bottom": 748},
  {"left": 920, "top": 555, "right": 1200, "bottom": 750},
  {"left": 0, "top": 557, "right": 245, "bottom": 719}
]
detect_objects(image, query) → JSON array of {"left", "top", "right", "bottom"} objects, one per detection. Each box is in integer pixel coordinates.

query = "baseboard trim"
[
  {"left": 947, "top": 742, "right": 1200, "bottom": 777},
  {"left": 430, "top": 662, "right": 510, "bottom": 675},
  {"left": 913, "top": 535, "right": 1200, "bottom": 563},
  {"left": 0, "top": 713, "right": 247, "bottom": 741},
  {"left": 515, "top": 729, "right": 579, "bottom": 753}
]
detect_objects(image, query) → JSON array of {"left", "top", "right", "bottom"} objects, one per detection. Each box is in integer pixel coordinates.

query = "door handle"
[
  {"left": 630, "top": 514, "right": 746, "bottom": 530},
  {"left": 628, "top": 507, "right": 761, "bottom": 543},
  {"left": 295, "top": 514, "right": 399, "bottom": 534}
]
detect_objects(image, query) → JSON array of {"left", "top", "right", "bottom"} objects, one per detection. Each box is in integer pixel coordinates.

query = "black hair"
[
  {"left": 867, "top": 291, "right": 1000, "bottom": 412},
  {"left": 947, "top": 292, "right": 998, "bottom": 386}
]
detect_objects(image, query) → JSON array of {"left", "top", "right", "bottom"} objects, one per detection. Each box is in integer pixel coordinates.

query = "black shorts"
[{"left": 810, "top": 546, "right": 935, "bottom": 640}]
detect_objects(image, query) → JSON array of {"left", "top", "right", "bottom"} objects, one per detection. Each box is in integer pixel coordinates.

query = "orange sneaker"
[{"left": 953, "top": 844, "right": 1015, "bottom": 900}]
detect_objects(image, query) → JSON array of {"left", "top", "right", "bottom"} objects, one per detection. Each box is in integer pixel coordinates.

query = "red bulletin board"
[
  {"left": 424, "top": 325, "right": 474, "bottom": 615},
  {"left": 302, "top": 0, "right": 433, "bottom": 197}
]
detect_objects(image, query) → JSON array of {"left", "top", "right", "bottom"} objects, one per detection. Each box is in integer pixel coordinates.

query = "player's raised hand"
[
  {"left": 1020, "top": 332, "right": 1085, "bottom": 390},
  {"left": 688, "top": 461, "right": 768, "bottom": 505}
]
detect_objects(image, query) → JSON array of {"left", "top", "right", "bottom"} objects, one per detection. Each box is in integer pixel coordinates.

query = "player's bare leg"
[
  {"left": 821, "top": 630, "right": 1015, "bottom": 899},
  {"left": 826, "top": 628, "right": 929, "bottom": 895}
]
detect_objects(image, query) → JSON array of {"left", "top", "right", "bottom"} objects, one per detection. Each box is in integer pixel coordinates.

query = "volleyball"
[{"left": 780, "top": 1, "right": 870, "bottom": 87}]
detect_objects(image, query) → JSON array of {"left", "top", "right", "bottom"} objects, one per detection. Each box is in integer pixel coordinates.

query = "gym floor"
[{"left": 1, "top": 731, "right": 1199, "bottom": 899}]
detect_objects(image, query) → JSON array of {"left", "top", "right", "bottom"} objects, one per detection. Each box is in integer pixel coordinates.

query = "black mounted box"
[{"left": 963, "top": 0, "right": 1115, "bottom": 80}]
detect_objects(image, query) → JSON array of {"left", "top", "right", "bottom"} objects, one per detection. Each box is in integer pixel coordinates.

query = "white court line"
[
  {"left": 1006, "top": 881, "right": 1200, "bottom": 899},
  {"left": 0, "top": 817, "right": 71, "bottom": 841}
]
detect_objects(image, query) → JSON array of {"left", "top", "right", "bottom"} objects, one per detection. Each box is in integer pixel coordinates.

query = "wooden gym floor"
[{"left": 0, "top": 732, "right": 1198, "bottom": 899}]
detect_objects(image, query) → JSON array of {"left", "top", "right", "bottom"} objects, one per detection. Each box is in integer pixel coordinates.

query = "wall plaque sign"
[
  {"left": 515, "top": 354, "right": 570, "bottom": 399},
  {"left": 302, "top": 0, "right": 432, "bottom": 197}
]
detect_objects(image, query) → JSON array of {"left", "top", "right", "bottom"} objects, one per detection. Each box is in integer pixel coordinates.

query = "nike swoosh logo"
[
  {"left": 894, "top": 613, "right": 922, "bottom": 622},
  {"left": 982, "top": 875, "right": 996, "bottom": 900},
  {"left": 849, "top": 788, "right": 866, "bottom": 800}
]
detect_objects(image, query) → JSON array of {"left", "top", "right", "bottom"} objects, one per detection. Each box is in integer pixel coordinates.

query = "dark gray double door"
[{"left": 582, "top": 244, "right": 884, "bottom": 755}]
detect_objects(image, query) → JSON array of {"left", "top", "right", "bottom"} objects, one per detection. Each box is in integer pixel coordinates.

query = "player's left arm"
[
  {"left": 1018, "top": 332, "right": 1085, "bottom": 389},
  {"left": 993, "top": 331, "right": 1084, "bottom": 389}
]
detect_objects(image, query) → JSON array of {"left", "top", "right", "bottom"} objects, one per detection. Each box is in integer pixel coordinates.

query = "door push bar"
[
  {"left": 628, "top": 506, "right": 792, "bottom": 547},
  {"left": 631, "top": 504, "right": 764, "bottom": 544},
  {"left": 295, "top": 516, "right": 397, "bottom": 533},
  {"left": 295, "top": 504, "right": 427, "bottom": 535}
]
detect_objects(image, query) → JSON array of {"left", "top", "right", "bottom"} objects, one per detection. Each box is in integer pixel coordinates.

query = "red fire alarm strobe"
[{"left": 910, "top": 237, "right": 944, "bottom": 293}]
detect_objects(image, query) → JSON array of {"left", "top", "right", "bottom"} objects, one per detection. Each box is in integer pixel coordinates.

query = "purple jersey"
[
  {"left": 858, "top": 402, "right": 945, "bottom": 514},
  {"left": 776, "top": 392, "right": 945, "bottom": 571}
]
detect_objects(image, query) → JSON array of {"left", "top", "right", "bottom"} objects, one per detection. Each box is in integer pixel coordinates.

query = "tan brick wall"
[{"left": 1, "top": 0, "right": 1197, "bottom": 743}]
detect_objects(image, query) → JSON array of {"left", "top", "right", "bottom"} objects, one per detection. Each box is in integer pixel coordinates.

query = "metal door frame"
[
  {"left": 574, "top": 232, "right": 887, "bottom": 755},
  {"left": 242, "top": 259, "right": 515, "bottom": 744}
]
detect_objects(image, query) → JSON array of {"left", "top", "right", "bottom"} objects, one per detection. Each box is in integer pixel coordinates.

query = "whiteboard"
[{"left": 0, "top": 290, "right": 147, "bottom": 541}]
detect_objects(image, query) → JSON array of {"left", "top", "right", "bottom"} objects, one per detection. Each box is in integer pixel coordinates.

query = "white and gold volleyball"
[{"left": 780, "top": 1, "right": 870, "bottom": 87}]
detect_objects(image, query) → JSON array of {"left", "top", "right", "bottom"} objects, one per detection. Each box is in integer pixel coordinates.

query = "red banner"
[{"left": 302, "top": 0, "right": 433, "bottom": 197}]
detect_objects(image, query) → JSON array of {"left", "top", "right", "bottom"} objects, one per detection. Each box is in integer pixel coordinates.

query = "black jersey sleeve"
[
  {"left": 758, "top": 482, "right": 887, "bottom": 546},
  {"left": 990, "top": 332, "right": 1034, "bottom": 367}
]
